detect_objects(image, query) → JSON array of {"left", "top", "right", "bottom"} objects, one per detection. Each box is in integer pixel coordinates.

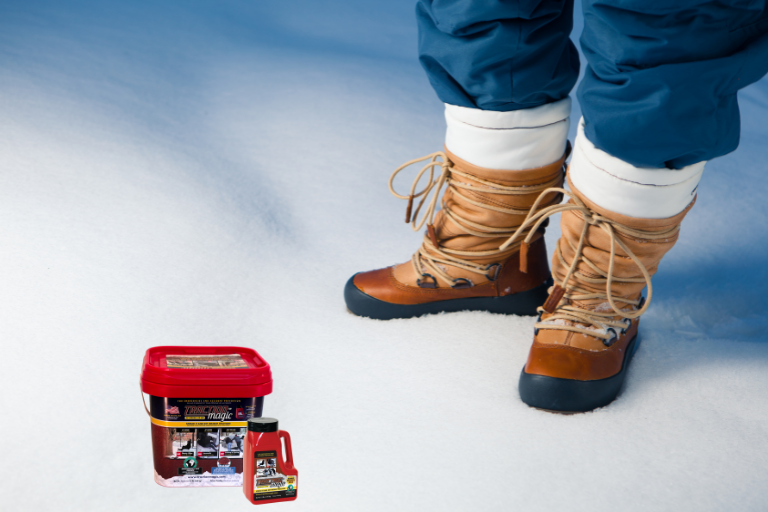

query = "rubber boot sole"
[
  {"left": 518, "top": 334, "right": 641, "bottom": 413},
  {"left": 344, "top": 275, "right": 552, "bottom": 320}
]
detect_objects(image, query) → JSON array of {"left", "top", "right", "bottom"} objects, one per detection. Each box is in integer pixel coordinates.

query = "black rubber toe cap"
[{"left": 519, "top": 335, "right": 641, "bottom": 413}]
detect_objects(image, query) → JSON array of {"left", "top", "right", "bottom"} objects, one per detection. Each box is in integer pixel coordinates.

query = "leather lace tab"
[
  {"left": 427, "top": 223, "right": 439, "bottom": 248},
  {"left": 519, "top": 241, "right": 530, "bottom": 273},
  {"left": 542, "top": 284, "right": 565, "bottom": 313},
  {"left": 405, "top": 195, "right": 414, "bottom": 223}
]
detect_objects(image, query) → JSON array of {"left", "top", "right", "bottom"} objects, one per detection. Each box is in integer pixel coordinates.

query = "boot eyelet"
[
  {"left": 533, "top": 312, "right": 543, "bottom": 336},
  {"left": 485, "top": 263, "right": 501, "bottom": 282},
  {"left": 417, "top": 273, "right": 437, "bottom": 289},
  {"left": 603, "top": 328, "right": 618, "bottom": 347},
  {"left": 637, "top": 296, "right": 646, "bottom": 310},
  {"left": 451, "top": 277, "right": 473, "bottom": 289},
  {"left": 621, "top": 319, "right": 632, "bottom": 335}
]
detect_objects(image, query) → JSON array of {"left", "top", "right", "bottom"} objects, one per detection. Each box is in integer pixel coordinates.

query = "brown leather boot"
[
  {"left": 510, "top": 176, "right": 694, "bottom": 412},
  {"left": 344, "top": 147, "right": 568, "bottom": 320}
]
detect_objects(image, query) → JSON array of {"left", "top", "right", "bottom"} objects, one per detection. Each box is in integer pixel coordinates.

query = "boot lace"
[
  {"left": 500, "top": 187, "right": 680, "bottom": 343},
  {"left": 389, "top": 152, "right": 563, "bottom": 288}
]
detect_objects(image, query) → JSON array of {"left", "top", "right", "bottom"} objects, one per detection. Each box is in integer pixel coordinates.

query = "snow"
[{"left": 1, "top": 0, "right": 768, "bottom": 510}]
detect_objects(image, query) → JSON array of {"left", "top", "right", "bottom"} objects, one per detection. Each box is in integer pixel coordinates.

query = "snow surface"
[{"left": 1, "top": 1, "right": 768, "bottom": 510}]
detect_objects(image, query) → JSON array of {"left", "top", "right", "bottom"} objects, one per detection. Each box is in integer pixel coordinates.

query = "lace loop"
[{"left": 389, "top": 152, "right": 450, "bottom": 230}]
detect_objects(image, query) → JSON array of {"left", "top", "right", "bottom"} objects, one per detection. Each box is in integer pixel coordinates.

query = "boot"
[
  {"left": 344, "top": 147, "right": 568, "bottom": 320},
  {"left": 509, "top": 175, "right": 694, "bottom": 412}
]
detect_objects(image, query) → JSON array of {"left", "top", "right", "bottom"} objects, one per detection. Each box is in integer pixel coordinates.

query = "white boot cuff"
[
  {"left": 445, "top": 98, "right": 571, "bottom": 170},
  {"left": 569, "top": 119, "right": 704, "bottom": 219}
]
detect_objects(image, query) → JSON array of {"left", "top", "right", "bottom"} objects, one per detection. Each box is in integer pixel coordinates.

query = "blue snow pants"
[{"left": 417, "top": 0, "right": 768, "bottom": 168}]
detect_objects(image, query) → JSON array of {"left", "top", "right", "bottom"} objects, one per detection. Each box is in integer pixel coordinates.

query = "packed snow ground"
[{"left": 1, "top": 1, "right": 767, "bottom": 511}]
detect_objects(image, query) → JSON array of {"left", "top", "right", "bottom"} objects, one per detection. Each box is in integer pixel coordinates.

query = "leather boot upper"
[
  {"left": 514, "top": 175, "right": 695, "bottom": 381},
  {"left": 353, "top": 236, "right": 550, "bottom": 305},
  {"left": 352, "top": 148, "right": 568, "bottom": 305}
]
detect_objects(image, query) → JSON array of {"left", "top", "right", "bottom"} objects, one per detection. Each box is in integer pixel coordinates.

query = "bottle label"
[{"left": 253, "top": 450, "right": 297, "bottom": 501}]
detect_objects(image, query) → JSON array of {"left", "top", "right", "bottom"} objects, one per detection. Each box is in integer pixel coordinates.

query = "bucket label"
[
  {"left": 150, "top": 397, "right": 257, "bottom": 426},
  {"left": 219, "top": 427, "right": 246, "bottom": 458},
  {"left": 149, "top": 395, "right": 263, "bottom": 488},
  {"left": 165, "top": 353, "right": 249, "bottom": 369},
  {"left": 172, "top": 428, "right": 196, "bottom": 457},
  {"left": 176, "top": 457, "right": 202, "bottom": 475},
  {"left": 197, "top": 428, "right": 220, "bottom": 458},
  {"left": 253, "top": 450, "right": 297, "bottom": 501}
]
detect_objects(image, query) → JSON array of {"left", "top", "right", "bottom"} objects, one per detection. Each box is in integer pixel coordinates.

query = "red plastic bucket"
[{"left": 140, "top": 346, "right": 272, "bottom": 487}]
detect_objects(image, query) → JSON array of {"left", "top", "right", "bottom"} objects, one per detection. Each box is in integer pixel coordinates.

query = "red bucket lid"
[{"left": 140, "top": 346, "right": 273, "bottom": 398}]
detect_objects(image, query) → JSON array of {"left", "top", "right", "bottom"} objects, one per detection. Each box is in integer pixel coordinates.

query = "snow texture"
[{"left": 1, "top": 0, "right": 767, "bottom": 511}]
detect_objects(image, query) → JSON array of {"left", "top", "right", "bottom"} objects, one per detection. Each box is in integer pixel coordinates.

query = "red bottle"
[{"left": 243, "top": 418, "right": 298, "bottom": 504}]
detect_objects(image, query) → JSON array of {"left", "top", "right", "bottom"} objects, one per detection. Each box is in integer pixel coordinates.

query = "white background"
[{"left": 1, "top": 1, "right": 767, "bottom": 510}]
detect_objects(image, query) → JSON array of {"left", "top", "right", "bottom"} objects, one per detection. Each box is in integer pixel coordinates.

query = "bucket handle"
[
  {"left": 140, "top": 383, "right": 151, "bottom": 417},
  {"left": 279, "top": 430, "right": 294, "bottom": 469}
]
